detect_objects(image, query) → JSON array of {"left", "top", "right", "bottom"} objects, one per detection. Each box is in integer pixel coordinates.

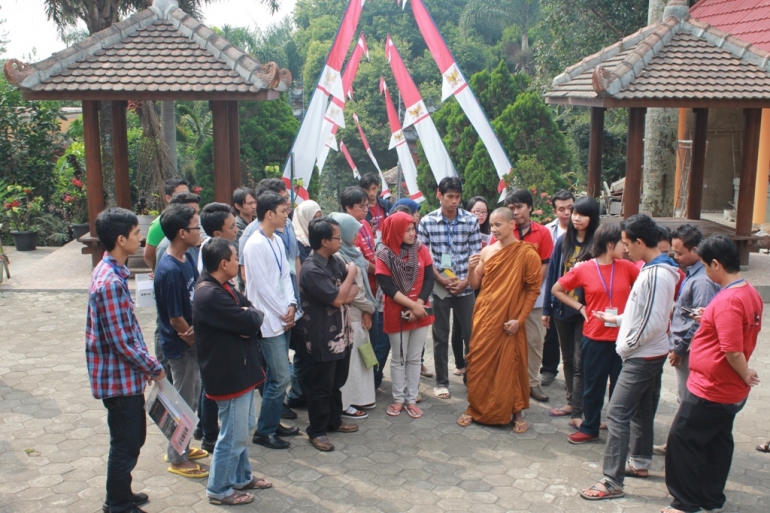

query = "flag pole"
[{"left": 290, "top": 152, "right": 296, "bottom": 203}]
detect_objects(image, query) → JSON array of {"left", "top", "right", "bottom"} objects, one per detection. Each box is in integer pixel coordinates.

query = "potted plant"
[
  {"left": 2, "top": 184, "right": 44, "bottom": 251},
  {"left": 55, "top": 142, "right": 89, "bottom": 239}
]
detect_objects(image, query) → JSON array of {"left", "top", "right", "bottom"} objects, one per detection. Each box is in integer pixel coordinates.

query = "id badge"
[
  {"left": 440, "top": 253, "right": 453, "bottom": 269},
  {"left": 604, "top": 307, "right": 618, "bottom": 327}
]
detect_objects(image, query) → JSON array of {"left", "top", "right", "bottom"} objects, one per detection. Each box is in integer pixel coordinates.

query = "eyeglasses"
[
  {"left": 185, "top": 226, "right": 202, "bottom": 232},
  {"left": 355, "top": 204, "right": 369, "bottom": 211},
  {"left": 471, "top": 210, "right": 488, "bottom": 215},
  {"left": 330, "top": 236, "right": 343, "bottom": 241}
]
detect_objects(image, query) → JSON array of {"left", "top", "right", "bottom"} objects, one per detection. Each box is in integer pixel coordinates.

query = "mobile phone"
[
  {"left": 424, "top": 307, "right": 434, "bottom": 315},
  {"left": 681, "top": 306, "right": 696, "bottom": 315}
]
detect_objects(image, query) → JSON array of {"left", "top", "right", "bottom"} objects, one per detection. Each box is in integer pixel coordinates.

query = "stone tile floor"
[{"left": 1, "top": 291, "right": 769, "bottom": 512}]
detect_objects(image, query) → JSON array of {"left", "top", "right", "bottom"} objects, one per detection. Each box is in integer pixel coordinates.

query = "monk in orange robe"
[{"left": 457, "top": 207, "right": 542, "bottom": 433}]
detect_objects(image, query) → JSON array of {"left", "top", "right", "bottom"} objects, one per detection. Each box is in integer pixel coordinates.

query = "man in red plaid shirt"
[{"left": 86, "top": 207, "right": 165, "bottom": 513}]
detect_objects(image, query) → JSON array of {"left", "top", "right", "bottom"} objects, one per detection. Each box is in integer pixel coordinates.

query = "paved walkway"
[{"left": 1, "top": 291, "right": 769, "bottom": 513}]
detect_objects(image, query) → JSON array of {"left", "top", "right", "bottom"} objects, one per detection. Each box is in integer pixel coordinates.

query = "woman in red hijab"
[{"left": 376, "top": 212, "right": 435, "bottom": 418}]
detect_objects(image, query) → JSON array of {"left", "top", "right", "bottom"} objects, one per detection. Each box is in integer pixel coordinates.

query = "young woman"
[
  {"left": 552, "top": 223, "right": 639, "bottom": 444},
  {"left": 467, "top": 196, "right": 491, "bottom": 239},
  {"left": 328, "top": 213, "right": 377, "bottom": 420},
  {"left": 542, "top": 196, "right": 600, "bottom": 428},
  {"left": 376, "top": 212, "right": 435, "bottom": 418},
  {"left": 292, "top": 200, "right": 322, "bottom": 264}
]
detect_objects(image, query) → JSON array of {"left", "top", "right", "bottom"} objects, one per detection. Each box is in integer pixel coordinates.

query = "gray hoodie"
[{"left": 615, "top": 254, "right": 680, "bottom": 360}]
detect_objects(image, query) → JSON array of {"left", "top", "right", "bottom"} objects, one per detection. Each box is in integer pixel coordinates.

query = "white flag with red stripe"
[
  {"left": 340, "top": 141, "right": 361, "bottom": 179},
  {"left": 381, "top": 77, "right": 424, "bottom": 203},
  {"left": 282, "top": 0, "right": 366, "bottom": 200},
  {"left": 385, "top": 36, "right": 457, "bottom": 182},
  {"left": 353, "top": 113, "right": 391, "bottom": 199},
  {"left": 403, "top": 0, "right": 513, "bottom": 196}
]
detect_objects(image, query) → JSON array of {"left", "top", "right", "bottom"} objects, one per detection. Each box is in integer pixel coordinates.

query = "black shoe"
[
  {"left": 252, "top": 432, "right": 291, "bottom": 449},
  {"left": 102, "top": 493, "right": 149, "bottom": 513},
  {"left": 276, "top": 424, "right": 301, "bottom": 437},
  {"left": 281, "top": 404, "right": 297, "bottom": 419},
  {"left": 201, "top": 439, "right": 216, "bottom": 453},
  {"left": 192, "top": 428, "right": 203, "bottom": 441}
]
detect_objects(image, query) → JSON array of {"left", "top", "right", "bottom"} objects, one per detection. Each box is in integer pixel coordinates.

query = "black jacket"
[{"left": 193, "top": 272, "right": 265, "bottom": 396}]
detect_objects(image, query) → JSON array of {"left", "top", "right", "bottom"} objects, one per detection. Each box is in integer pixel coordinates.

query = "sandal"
[
  {"left": 405, "top": 404, "right": 423, "bottom": 419},
  {"left": 756, "top": 442, "right": 770, "bottom": 453},
  {"left": 513, "top": 421, "right": 528, "bottom": 434},
  {"left": 548, "top": 406, "right": 572, "bottom": 417},
  {"left": 625, "top": 463, "right": 649, "bottom": 478},
  {"left": 209, "top": 492, "right": 253, "bottom": 506},
  {"left": 386, "top": 403, "right": 403, "bottom": 416},
  {"left": 457, "top": 413, "right": 473, "bottom": 427},
  {"left": 167, "top": 464, "right": 209, "bottom": 478},
  {"left": 420, "top": 366, "right": 434, "bottom": 378},
  {"left": 579, "top": 480, "right": 625, "bottom": 501},
  {"left": 433, "top": 386, "right": 451, "bottom": 399},
  {"left": 236, "top": 476, "right": 273, "bottom": 490},
  {"left": 453, "top": 367, "right": 466, "bottom": 375},
  {"left": 341, "top": 406, "right": 368, "bottom": 419}
]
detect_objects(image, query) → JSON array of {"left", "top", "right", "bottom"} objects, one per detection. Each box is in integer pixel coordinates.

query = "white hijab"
[{"left": 292, "top": 200, "right": 321, "bottom": 247}]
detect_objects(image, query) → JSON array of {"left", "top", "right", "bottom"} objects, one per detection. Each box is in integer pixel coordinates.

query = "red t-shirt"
[
  {"left": 369, "top": 204, "right": 387, "bottom": 233},
  {"left": 687, "top": 283, "right": 763, "bottom": 404},
  {"left": 355, "top": 223, "right": 378, "bottom": 294},
  {"left": 558, "top": 259, "right": 639, "bottom": 341},
  {"left": 489, "top": 222, "right": 554, "bottom": 262},
  {"left": 636, "top": 259, "right": 685, "bottom": 298},
  {"left": 375, "top": 245, "right": 435, "bottom": 334}
]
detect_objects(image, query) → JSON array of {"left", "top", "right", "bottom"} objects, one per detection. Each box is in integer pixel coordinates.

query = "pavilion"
[
  {"left": 3, "top": 0, "right": 291, "bottom": 264},
  {"left": 545, "top": 0, "right": 770, "bottom": 265}
]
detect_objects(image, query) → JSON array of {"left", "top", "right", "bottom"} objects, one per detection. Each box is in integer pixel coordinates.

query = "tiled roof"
[
  {"left": 3, "top": 0, "right": 291, "bottom": 100},
  {"left": 545, "top": 0, "right": 770, "bottom": 107},
  {"left": 691, "top": 0, "right": 770, "bottom": 52}
]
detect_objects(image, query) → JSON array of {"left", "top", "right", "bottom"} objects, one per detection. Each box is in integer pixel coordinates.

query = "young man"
[
  {"left": 198, "top": 202, "right": 238, "bottom": 273},
  {"left": 360, "top": 173, "right": 391, "bottom": 235},
  {"left": 297, "top": 217, "right": 360, "bottom": 451},
  {"left": 143, "top": 178, "right": 189, "bottom": 269},
  {"left": 580, "top": 214, "right": 679, "bottom": 501},
  {"left": 665, "top": 235, "right": 762, "bottom": 513},
  {"left": 243, "top": 191, "right": 300, "bottom": 449},
  {"left": 541, "top": 189, "right": 574, "bottom": 386},
  {"left": 194, "top": 238, "right": 271, "bottom": 507},
  {"left": 231, "top": 187, "right": 257, "bottom": 247},
  {"left": 458, "top": 208, "right": 542, "bottom": 433},
  {"left": 154, "top": 204, "right": 208, "bottom": 478},
  {"left": 504, "top": 189, "right": 554, "bottom": 402},
  {"left": 151, "top": 192, "right": 202, "bottom": 270},
  {"left": 87, "top": 208, "right": 165, "bottom": 513},
  {"left": 418, "top": 177, "right": 482, "bottom": 400}
]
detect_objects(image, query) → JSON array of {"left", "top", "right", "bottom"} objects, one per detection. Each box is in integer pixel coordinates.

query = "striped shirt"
[
  {"left": 418, "top": 208, "right": 482, "bottom": 297},
  {"left": 85, "top": 255, "right": 162, "bottom": 399}
]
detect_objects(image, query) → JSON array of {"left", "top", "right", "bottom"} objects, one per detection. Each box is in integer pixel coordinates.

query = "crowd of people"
[{"left": 84, "top": 174, "right": 763, "bottom": 513}]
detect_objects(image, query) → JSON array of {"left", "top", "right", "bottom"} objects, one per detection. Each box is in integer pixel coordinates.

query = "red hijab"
[{"left": 377, "top": 212, "right": 422, "bottom": 294}]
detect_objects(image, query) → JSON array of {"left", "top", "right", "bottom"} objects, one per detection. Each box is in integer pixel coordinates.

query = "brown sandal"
[
  {"left": 209, "top": 491, "right": 253, "bottom": 505},
  {"left": 625, "top": 463, "right": 649, "bottom": 478},
  {"left": 513, "top": 421, "right": 528, "bottom": 434},
  {"left": 236, "top": 476, "right": 272, "bottom": 490}
]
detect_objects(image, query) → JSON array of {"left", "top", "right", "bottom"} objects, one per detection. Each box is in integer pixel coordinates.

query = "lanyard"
[
  {"left": 713, "top": 278, "right": 745, "bottom": 299},
  {"left": 677, "top": 263, "right": 703, "bottom": 300},
  {"left": 594, "top": 259, "right": 615, "bottom": 307},
  {"left": 442, "top": 215, "right": 459, "bottom": 252},
  {"left": 259, "top": 229, "right": 283, "bottom": 276},
  {"left": 360, "top": 226, "right": 375, "bottom": 252}
]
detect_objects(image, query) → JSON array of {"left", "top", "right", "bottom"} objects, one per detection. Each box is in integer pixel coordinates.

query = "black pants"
[
  {"left": 540, "top": 326, "right": 561, "bottom": 376},
  {"left": 198, "top": 387, "right": 219, "bottom": 444},
  {"left": 306, "top": 350, "right": 351, "bottom": 439},
  {"left": 103, "top": 394, "right": 147, "bottom": 512},
  {"left": 665, "top": 391, "right": 744, "bottom": 512},
  {"left": 579, "top": 336, "right": 621, "bottom": 437},
  {"left": 450, "top": 310, "right": 468, "bottom": 370}
]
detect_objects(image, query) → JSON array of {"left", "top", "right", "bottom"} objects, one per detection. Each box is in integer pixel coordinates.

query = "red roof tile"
[{"left": 691, "top": 0, "right": 770, "bottom": 51}]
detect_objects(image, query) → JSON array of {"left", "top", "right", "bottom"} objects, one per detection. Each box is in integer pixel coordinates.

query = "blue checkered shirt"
[{"left": 418, "top": 208, "right": 482, "bottom": 297}]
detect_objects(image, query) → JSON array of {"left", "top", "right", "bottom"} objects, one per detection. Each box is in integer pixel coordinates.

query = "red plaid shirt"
[
  {"left": 355, "top": 223, "right": 378, "bottom": 294},
  {"left": 86, "top": 255, "right": 162, "bottom": 399}
]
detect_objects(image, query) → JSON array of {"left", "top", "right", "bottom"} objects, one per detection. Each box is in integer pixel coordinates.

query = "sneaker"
[
  {"left": 192, "top": 428, "right": 203, "bottom": 441},
  {"left": 530, "top": 385, "right": 549, "bottom": 402},
  {"left": 540, "top": 372, "right": 556, "bottom": 387},
  {"left": 341, "top": 406, "right": 368, "bottom": 419},
  {"left": 568, "top": 431, "right": 599, "bottom": 444}
]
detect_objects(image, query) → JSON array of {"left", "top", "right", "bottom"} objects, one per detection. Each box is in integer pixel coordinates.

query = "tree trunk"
[
  {"left": 99, "top": 100, "right": 116, "bottom": 206},
  {"left": 161, "top": 100, "right": 178, "bottom": 173},
  {"left": 641, "top": 0, "right": 678, "bottom": 216},
  {"left": 521, "top": 32, "right": 529, "bottom": 52}
]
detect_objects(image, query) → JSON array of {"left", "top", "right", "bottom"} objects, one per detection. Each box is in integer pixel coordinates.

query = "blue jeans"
[
  {"left": 257, "top": 332, "right": 290, "bottom": 436},
  {"left": 206, "top": 391, "right": 256, "bottom": 500},
  {"left": 579, "top": 337, "right": 622, "bottom": 437},
  {"left": 372, "top": 312, "right": 390, "bottom": 389}
]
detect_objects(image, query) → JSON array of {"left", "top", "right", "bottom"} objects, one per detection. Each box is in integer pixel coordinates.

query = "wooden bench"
[{"left": 80, "top": 215, "right": 157, "bottom": 272}]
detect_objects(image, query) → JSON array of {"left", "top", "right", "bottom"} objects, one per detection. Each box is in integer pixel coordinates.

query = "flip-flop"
[
  {"left": 433, "top": 386, "right": 451, "bottom": 399},
  {"left": 579, "top": 481, "right": 625, "bottom": 501},
  {"left": 457, "top": 413, "right": 473, "bottom": 427},
  {"left": 405, "top": 404, "right": 423, "bottom": 419},
  {"left": 236, "top": 476, "right": 273, "bottom": 490},
  {"left": 386, "top": 403, "right": 403, "bottom": 416},
  {"left": 163, "top": 447, "right": 209, "bottom": 462},
  {"left": 625, "top": 463, "right": 649, "bottom": 478},
  {"left": 453, "top": 368, "right": 466, "bottom": 376},
  {"left": 548, "top": 406, "right": 572, "bottom": 417},
  {"left": 756, "top": 442, "right": 770, "bottom": 453},
  {"left": 513, "top": 421, "right": 528, "bottom": 434},
  {"left": 167, "top": 464, "right": 209, "bottom": 478},
  {"left": 208, "top": 492, "right": 253, "bottom": 506}
]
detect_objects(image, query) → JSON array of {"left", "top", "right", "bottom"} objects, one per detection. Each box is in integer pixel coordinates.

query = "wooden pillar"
[
  {"left": 111, "top": 101, "right": 131, "bottom": 209},
  {"left": 623, "top": 107, "right": 646, "bottom": 218},
  {"left": 736, "top": 108, "right": 762, "bottom": 267},
  {"left": 83, "top": 100, "right": 106, "bottom": 266},
  {"left": 227, "top": 101, "right": 241, "bottom": 192},
  {"left": 210, "top": 101, "right": 231, "bottom": 204},
  {"left": 685, "top": 108, "right": 709, "bottom": 220},
  {"left": 752, "top": 108, "right": 770, "bottom": 224},
  {"left": 674, "top": 108, "right": 688, "bottom": 212},
  {"left": 588, "top": 107, "right": 605, "bottom": 198}
]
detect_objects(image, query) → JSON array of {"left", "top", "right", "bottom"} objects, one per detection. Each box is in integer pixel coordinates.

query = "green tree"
[
  {"left": 461, "top": 0, "right": 540, "bottom": 52},
  {"left": 0, "top": 7, "right": 9, "bottom": 57}
]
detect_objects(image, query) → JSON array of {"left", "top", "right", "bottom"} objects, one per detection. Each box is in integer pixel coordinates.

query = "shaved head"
[{"left": 491, "top": 207, "right": 514, "bottom": 221}]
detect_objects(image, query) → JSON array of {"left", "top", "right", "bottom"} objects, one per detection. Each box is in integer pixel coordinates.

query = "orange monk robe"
[{"left": 464, "top": 241, "right": 542, "bottom": 425}]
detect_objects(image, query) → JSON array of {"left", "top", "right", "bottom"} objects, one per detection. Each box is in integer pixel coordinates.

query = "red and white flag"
[
  {"left": 403, "top": 0, "right": 513, "bottom": 199},
  {"left": 282, "top": 0, "right": 367, "bottom": 201},
  {"left": 353, "top": 113, "right": 391, "bottom": 199},
  {"left": 340, "top": 141, "right": 361, "bottom": 180},
  {"left": 381, "top": 77, "right": 424, "bottom": 203},
  {"left": 385, "top": 36, "right": 457, "bottom": 182}
]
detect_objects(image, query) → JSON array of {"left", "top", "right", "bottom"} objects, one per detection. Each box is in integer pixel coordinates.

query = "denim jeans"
[
  {"left": 206, "top": 391, "right": 256, "bottom": 500},
  {"left": 602, "top": 355, "right": 666, "bottom": 487},
  {"left": 257, "top": 332, "right": 290, "bottom": 436},
  {"left": 431, "top": 292, "right": 475, "bottom": 388},
  {"left": 103, "top": 395, "right": 146, "bottom": 513},
  {"left": 675, "top": 352, "right": 690, "bottom": 403},
  {"left": 373, "top": 312, "right": 391, "bottom": 389},
  {"left": 579, "top": 337, "right": 622, "bottom": 437},
  {"left": 167, "top": 345, "right": 201, "bottom": 465},
  {"left": 198, "top": 386, "right": 220, "bottom": 445}
]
